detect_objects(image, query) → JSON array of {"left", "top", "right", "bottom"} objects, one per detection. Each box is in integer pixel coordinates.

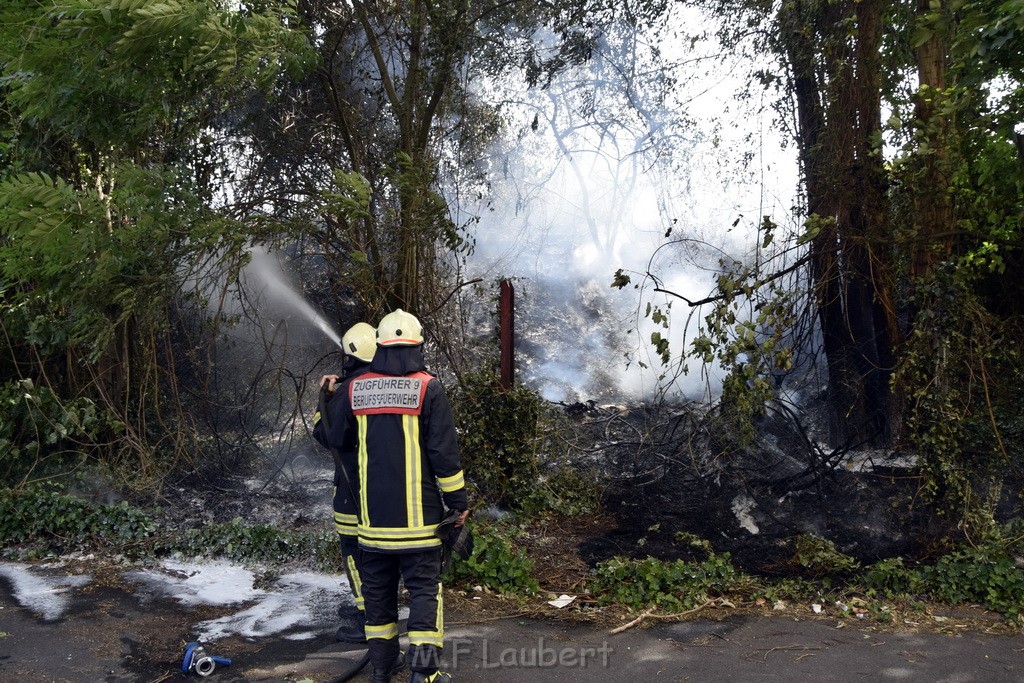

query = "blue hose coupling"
[{"left": 181, "top": 641, "right": 232, "bottom": 677}]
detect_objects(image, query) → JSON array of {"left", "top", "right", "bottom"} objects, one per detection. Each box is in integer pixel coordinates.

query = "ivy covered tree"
[
  {"left": 889, "top": 0, "right": 1024, "bottom": 514},
  {"left": 619, "top": 0, "right": 1023, "bottom": 529}
]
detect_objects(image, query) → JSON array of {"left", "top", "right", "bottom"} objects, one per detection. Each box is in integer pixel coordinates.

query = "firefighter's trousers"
[
  {"left": 338, "top": 535, "right": 364, "bottom": 612},
  {"left": 333, "top": 480, "right": 364, "bottom": 612},
  {"left": 360, "top": 548, "right": 444, "bottom": 675}
]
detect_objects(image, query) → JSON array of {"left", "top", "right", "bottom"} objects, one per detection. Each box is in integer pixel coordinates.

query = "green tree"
[{"left": 0, "top": 0, "right": 314, "bottom": 483}]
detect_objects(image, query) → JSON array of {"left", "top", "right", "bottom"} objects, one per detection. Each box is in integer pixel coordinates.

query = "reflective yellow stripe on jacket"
[
  {"left": 437, "top": 471, "right": 464, "bottom": 493},
  {"left": 403, "top": 415, "right": 422, "bottom": 528},
  {"left": 357, "top": 523, "right": 442, "bottom": 551},
  {"left": 334, "top": 511, "right": 358, "bottom": 537},
  {"left": 357, "top": 414, "right": 370, "bottom": 525}
]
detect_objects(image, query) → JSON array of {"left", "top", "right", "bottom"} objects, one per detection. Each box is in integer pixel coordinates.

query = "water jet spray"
[{"left": 242, "top": 247, "right": 344, "bottom": 351}]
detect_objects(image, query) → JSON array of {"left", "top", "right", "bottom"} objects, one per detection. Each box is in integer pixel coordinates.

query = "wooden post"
[{"left": 499, "top": 279, "right": 515, "bottom": 391}]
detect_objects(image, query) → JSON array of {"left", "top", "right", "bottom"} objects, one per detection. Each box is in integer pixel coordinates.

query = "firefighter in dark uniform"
[
  {"left": 312, "top": 322, "right": 376, "bottom": 644},
  {"left": 318, "top": 309, "right": 468, "bottom": 683}
]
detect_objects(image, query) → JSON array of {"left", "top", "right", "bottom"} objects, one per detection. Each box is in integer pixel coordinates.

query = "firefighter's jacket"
[
  {"left": 312, "top": 357, "right": 370, "bottom": 539},
  {"left": 318, "top": 345, "right": 468, "bottom": 553}
]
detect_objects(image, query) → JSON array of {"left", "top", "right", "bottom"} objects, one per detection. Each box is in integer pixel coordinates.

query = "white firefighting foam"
[{"left": 0, "top": 558, "right": 370, "bottom": 643}]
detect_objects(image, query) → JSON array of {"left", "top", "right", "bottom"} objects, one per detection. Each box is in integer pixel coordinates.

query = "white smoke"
[{"left": 459, "top": 9, "right": 799, "bottom": 403}]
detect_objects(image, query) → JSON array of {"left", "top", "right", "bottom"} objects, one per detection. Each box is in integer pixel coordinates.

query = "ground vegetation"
[{"left": 3, "top": 482, "right": 1024, "bottom": 631}]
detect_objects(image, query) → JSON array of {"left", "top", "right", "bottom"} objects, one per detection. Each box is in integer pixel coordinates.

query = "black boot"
[
  {"left": 370, "top": 651, "right": 407, "bottom": 682},
  {"left": 338, "top": 602, "right": 362, "bottom": 620},
  {"left": 335, "top": 610, "right": 366, "bottom": 644}
]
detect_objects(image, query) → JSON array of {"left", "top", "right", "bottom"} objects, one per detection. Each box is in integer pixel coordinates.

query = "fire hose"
[{"left": 319, "top": 384, "right": 373, "bottom": 683}]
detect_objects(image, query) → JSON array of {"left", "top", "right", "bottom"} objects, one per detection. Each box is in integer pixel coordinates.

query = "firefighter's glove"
[{"left": 436, "top": 509, "right": 473, "bottom": 573}]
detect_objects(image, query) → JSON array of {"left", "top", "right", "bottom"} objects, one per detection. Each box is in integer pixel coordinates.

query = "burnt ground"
[
  {"left": 585, "top": 464, "right": 933, "bottom": 572},
  {"left": 2, "top": 512, "right": 1016, "bottom": 683},
  {"left": 132, "top": 395, "right": 968, "bottom": 586},
  {"left": 0, "top": 558, "right": 346, "bottom": 682},
  {"left": 3, "top": 561, "right": 1023, "bottom": 683},
  {"left": 553, "top": 399, "right": 942, "bottom": 573}
]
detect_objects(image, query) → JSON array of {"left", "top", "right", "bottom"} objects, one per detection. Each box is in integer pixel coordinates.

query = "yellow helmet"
[
  {"left": 341, "top": 322, "right": 377, "bottom": 362},
  {"left": 376, "top": 309, "right": 424, "bottom": 346}
]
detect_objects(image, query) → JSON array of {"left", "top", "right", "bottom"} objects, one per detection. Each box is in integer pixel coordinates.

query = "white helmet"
[
  {"left": 341, "top": 322, "right": 377, "bottom": 362},
  {"left": 376, "top": 309, "right": 424, "bottom": 346}
]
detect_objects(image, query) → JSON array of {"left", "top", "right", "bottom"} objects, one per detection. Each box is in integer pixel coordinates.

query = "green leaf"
[
  {"left": 911, "top": 25, "right": 934, "bottom": 48},
  {"left": 611, "top": 268, "right": 631, "bottom": 289}
]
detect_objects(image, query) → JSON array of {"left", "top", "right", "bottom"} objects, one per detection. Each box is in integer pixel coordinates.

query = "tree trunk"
[
  {"left": 782, "top": 0, "right": 898, "bottom": 447},
  {"left": 910, "top": 0, "right": 955, "bottom": 279}
]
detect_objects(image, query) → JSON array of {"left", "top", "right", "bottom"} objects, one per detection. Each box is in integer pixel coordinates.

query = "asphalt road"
[
  {"left": 267, "top": 611, "right": 1024, "bottom": 682},
  {"left": 1, "top": 570, "right": 1023, "bottom": 682}
]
